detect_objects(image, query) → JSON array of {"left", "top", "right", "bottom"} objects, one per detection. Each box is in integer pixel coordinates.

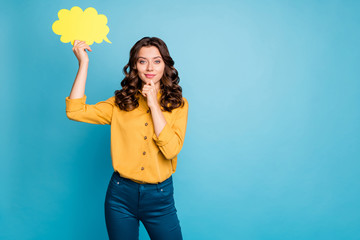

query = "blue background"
[{"left": 1, "top": 0, "right": 360, "bottom": 239}]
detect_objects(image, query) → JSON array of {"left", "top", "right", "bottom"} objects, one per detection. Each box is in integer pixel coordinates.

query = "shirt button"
[
  {"left": 141, "top": 167, "right": 144, "bottom": 170},
  {"left": 143, "top": 151, "right": 146, "bottom": 155},
  {"left": 147, "top": 109, "right": 150, "bottom": 113},
  {"left": 145, "top": 122, "right": 148, "bottom": 126},
  {"left": 144, "top": 136, "right": 147, "bottom": 140}
]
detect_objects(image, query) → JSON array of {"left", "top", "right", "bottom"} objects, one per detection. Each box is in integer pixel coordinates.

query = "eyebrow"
[{"left": 138, "top": 56, "right": 162, "bottom": 60}]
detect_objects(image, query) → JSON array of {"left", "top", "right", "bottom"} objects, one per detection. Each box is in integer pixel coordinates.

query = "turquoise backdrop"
[{"left": 1, "top": 0, "right": 360, "bottom": 239}]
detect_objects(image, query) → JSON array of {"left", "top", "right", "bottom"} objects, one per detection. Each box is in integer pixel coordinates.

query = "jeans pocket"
[
  {"left": 158, "top": 183, "right": 174, "bottom": 204},
  {"left": 108, "top": 172, "right": 123, "bottom": 190}
]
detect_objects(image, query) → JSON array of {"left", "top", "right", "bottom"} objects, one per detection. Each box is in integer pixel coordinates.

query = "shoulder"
[
  {"left": 174, "top": 96, "right": 188, "bottom": 114},
  {"left": 94, "top": 95, "right": 116, "bottom": 107},
  {"left": 182, "top": 97, "right": 188, "bottom": 108},
  {"left": 105, "top": 95, "right": 116, "bottom": 104}
]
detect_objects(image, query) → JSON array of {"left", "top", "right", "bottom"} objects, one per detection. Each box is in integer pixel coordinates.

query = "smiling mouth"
[{"left": 145, "top": 74, "right": 156, "bottom": 78}]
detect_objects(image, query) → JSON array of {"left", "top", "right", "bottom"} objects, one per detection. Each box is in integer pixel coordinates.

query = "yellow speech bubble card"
[{"left": 52, "top": 6, "right": 111, "bottom": 45}]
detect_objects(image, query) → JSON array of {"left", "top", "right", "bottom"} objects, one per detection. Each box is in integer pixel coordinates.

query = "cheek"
[
  {"left": 136, "top": 64, "right": 145, "bottom": 73},
  {"left": 136, "top": 67, "right": 145, "bottom": 79},
  {"left": 138, "top": 71, "right": 147, "bottom": 79},
  {"left": 158, "top": 65, "right": 165, "bottom": 74},
  {"left": 156, "top": 68, "right": 164, "bottom": 78}
]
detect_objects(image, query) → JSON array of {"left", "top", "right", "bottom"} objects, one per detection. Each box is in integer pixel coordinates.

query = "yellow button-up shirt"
[{"left": 65, "top": 89, "right": 189, "bottom": 184}]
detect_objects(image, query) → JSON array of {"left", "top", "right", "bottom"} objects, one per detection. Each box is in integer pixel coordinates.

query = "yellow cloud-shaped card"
[{"left": 52, "top": 6, "right": 111, "bottom": 45}]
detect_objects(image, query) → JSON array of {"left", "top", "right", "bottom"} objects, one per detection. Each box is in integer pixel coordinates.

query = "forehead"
[{"left": 138, "top": 46, "right": 161, "bottom": 58}]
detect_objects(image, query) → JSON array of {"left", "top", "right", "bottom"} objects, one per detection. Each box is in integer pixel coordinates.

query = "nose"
[{"left": 146, "top": 62, "right": 153, "bottom": 71}]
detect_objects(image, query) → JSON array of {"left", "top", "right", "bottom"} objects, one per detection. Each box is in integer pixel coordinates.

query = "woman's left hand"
[{"left": 142, "top": 80, "right": 160, "bottom": 109}]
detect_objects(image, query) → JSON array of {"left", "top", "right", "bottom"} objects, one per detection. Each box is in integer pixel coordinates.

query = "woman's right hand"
[{"left": 72, "top": 40, "right": 92, "bottom": 64}]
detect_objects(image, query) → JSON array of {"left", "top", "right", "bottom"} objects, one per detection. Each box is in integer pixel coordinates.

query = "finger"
[
  {"left": 142, "top": 90, "right": 149, "bottom": 96},
  {"left": 75, "top": 41, "right": 86, "bottom": 46},
  {"left": 86, "top": 44, "right": 92, "bottom": 51},
  {"left": 77, "top": 42, "right": 86, "bottom": 47},
  {"left": 74, "top": 42, "right": 84, "bottom": 49},
  {"left": 75, "top": 40, "right": 85, "bottom": 47},
  {"left": 143, "top": 88, "right": 152, "bottom": 94},
  {"left": 79, "top": 43, "right": 92, "bottom": 52},
  {"left": 73, "top": 41, "right": 82, "bottom": 51},
  {"left": 77, "top": 43, "right": 88, "bottom": 50}
]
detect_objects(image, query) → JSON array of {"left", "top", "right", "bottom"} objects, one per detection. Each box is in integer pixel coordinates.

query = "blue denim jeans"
[{"left": 104, "top": 171, "right": 183, "bottom": 240}]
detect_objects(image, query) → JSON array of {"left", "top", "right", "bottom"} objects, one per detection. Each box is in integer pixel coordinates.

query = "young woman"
[{"left": 65, "top": 37, "right": 188, "bottom": 240}]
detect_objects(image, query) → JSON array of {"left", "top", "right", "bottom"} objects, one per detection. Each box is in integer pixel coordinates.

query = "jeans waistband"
[{"left": 113, "top": 171, "right": 173, "bottom": 189}]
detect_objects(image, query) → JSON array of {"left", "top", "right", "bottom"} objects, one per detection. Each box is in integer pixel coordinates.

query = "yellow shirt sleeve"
[
  {"left": 152, "top": 97, "right": 189, "bottom": 160},
  {"left": 65, "top": 94, "right": 115, "bottom": 125}
]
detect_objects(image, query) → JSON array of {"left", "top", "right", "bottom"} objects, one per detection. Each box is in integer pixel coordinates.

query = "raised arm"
[
  {"left": 69, "top": 40, "right": 92, "bottom": 99},
  {"left": 65, "top": 40, "right": 114, "bottom": 125}
]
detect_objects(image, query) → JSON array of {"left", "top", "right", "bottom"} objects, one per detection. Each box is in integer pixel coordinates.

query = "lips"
[{"left": 145, "top": 74, "right": 156, "bottom": 78}]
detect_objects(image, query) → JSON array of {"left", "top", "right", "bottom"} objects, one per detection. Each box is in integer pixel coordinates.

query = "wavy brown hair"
[{"left": 114, "top": 37, "right": 184, "bottom": 112}]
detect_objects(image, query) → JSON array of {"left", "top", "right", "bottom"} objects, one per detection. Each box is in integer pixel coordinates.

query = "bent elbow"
[
  {"left": 163, "top": 152, "right": 177, "bottom": 160},
  {"left": 161, "top": 144, "right": 183, "bottom": 160},
  {"left": 66, "top": 111, "right": 78, "bottom": 121}
]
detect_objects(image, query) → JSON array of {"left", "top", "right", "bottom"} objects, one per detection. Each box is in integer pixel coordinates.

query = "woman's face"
[{"left": 136, "top": 46, "right": 165, "bottom": 89}]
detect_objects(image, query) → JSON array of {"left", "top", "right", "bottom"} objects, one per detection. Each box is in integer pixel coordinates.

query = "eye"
[
  {"left": 155, "top": 60, "right": 161, "bottom": 64},
  {"left": 139, "top": 60, "right": 146, "bottom": 64}
]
